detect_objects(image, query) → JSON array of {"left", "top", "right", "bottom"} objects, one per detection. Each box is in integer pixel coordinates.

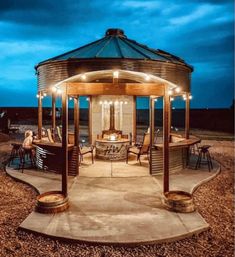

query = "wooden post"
[
  {"left": 163, "top": 88, "right": 170, "bottom": 193},
  {"left": 74, "top": 96, "right": 79, "bottom": 146},
  {"left": 52, "top": 92, "right": 56, "bottom": 138},
  {"left": 38, "top": 91, "right": 42, "bottom": 139},
  {"left": 62, "top": 86, "right": 68, "bottom": 197},
  {"left": 133, "top": 96, "right": 137, "bottom": 143},
  {"left": 185, "top": 93, "right": 190, "bottom": 139},
  {"left": 149, "top": 97, "right": 155, "bottom": 175},
  {"left": 168, "top": 99, "right": 172, "bottom": 136},
  {"left": 74, "top": 96, "right": 79, "bottom": 175},
  {"left": 88, "top": 96, "right": 92, "bottom": 144}
]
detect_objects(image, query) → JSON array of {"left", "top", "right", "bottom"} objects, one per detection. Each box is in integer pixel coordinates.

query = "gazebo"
[{"left": 35, "top": 28, "right": 196, "bottom": 212}]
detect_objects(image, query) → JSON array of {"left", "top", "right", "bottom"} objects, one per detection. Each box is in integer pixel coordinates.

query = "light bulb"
[{"left": 113, "top": 71, "right": 119, "bottom": 79}]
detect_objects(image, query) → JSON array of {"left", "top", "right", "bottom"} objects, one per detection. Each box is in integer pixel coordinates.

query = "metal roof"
[{"left": 39, "top": 28, "right": 190, "bottom": 67}]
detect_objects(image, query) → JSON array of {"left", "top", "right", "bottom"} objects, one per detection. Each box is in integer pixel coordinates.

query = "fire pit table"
[{"left": 95, "top": 138, "right": 130, "bottom": 161}]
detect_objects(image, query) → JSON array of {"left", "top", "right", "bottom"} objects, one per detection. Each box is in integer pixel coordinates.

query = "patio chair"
[
  {"left": 126, "top": 133, "right": 150, "bottom": 165},
  {"left": 79, "top": 144, "right": 94, "bottom": 164},
  {"left": 47, "top": 128, "right": 55, "bottom": 143},
  {"left": 57, "top": 126, "right": 62, "bottom": 142}
]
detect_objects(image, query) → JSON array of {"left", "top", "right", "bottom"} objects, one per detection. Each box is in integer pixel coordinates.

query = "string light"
[
  {"left": 168, "top": 89, "right": 173, "bottom": 95},
  {"left": 124, "top": 101, "right": 128, "bottom": 105},
  {"left": 99, "top": 101, "right": 103, "bottom": 105},
  {"left": 145, "top": 74, "right": 150, "bottom": 81},
  {"left": 113, "top": 70, "right": 119, "bottom": 79},
  {"left": 57, "top": 89, "right": 62, "bottom": 94},
  {"left": 170, "top": 97, "right": 174, "bottom": 101},
  {"left": 154, "top": 98, "right": 158, "bottom": 102},
  {"left": 51, "top": 86, "right": 57, "bottom": 92},
  {"left": 81, "top": 74, "right": 86, "bottom": 80},
  {"left": 86, "top": 97, "right": 89, "bottom": 101},
  {"left": 43, "top": 92, "right": 47, "bottom": 97},
  {"left": 69, "top": 97, "right": 73, "bottom": 100},
  {"left": 36, "top": 94, "right": 39, "bottom": 98},
  {"left": 189, "top": 95, "right": 193, "bottom": 100},
  {"left": 175, "top": 87, "right": 181, "bottom": 93}
]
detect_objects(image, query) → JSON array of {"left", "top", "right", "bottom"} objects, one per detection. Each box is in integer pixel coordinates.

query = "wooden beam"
[
  {"left": 185, "top": 93, "right": 190, "bottom": 139},
  {"left": 74, "top": 96, "right": 79, "bottom": 146},
  {"left": 168, "top": 99, "right": 172, "bottom": 136},
  {"left": 88, "top": 96, "right": 92, "bottom": 144},
  {"left": 149, "top": 97, "right": 155, "bottom": 175},
  {"left": 133, "top": 96, "right": 136, "bottom": 142},
  {"left": 62, "top": 86, "right": 68, "bottom": 197},
  {"left": 163, "top": 89, "right": 170, "bottom": 193},
  {"left": 52, "top": 92, "right": 56, "bottom": 139},
  {"left": 74, "top": 96, "right": 79, "bottom": 175},
  {"left": 38, "top": 92, "right": 42, "bottom": 139},
  {"left": 66, "top": 82, "right": 165, "bottom": 96}
]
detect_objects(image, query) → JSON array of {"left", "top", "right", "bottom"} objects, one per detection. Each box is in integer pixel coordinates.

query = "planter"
[
  {"left": 36, "top": 191, "right": 69, "bottom": 214},
  {"left": 162, "top": 190, "right": 195, "bottom": 213}
]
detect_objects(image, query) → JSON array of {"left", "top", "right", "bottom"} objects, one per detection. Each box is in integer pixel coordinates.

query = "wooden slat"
[
  {"left": 133, "top": 96, "right": 136, "bottom": 142},
  {"left": 38, "top": 92, "right": 42, "bottom": 139},
  {"left": 185, "top": 92, "right": 190, "bottom": 139},
  {"left": 66, "top": 82, "right": 165, "bottom": 96},
  {"left": 52, "top": 92, "right": 56, "bottom": 138},
  {"left": 62, "top": 86, "right": 68, "bottom": 197}
]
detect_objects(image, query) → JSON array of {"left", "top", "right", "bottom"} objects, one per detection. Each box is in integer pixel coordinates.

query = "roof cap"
[{"left": 105, "top": 28, "right": 126, "bottom": 37}]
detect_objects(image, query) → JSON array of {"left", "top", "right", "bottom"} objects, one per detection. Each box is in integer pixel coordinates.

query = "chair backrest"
[
  {"left": 57, "top": 126, "right": 62, "bottom": 142},
  {"left": 47, "top": 128, "right": 54, "bottom": 143},
  {"left": 140, "top": 133, "right": 150, "bottom": 154}
]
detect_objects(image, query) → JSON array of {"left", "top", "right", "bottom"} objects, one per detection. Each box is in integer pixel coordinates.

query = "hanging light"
[
  {"left": 120, "top": 101, "right": 123, "bottom": 104},
  {"left": 43, "top": 92, "right": 47, "bottom": 97},
  {"left": 86, "top": 97, "right": 89, "bottom": 101},
  {"left": 154, "top": 98, "right": 158, "bottom": 102},
  {"left": 175, "top": 87, "right": 181, "bottom": 93},
  {"left": 104, "top": 100, "right": 108, "bottom": 104},
  {"left": 113, "top": 70, "right": 119, "bottom": 79},
  {"left": 51, "top": 86, "right": 57, "bottom": 92},
  {"left": 69, "top": 97, "right": 73, "bottom": 100},
  {"left": 99, "top": 101, "right": 103, "bottom": 105},
  {"left": 124, "top": 101, "right": 128, "bottom": 105},
  {"left": 189, "top": 95, "right": 193, "bottom": 100},
  {"left": 114, "top": 100, "right": 119, "bottom": 105},
  {"left": 170, "top": 97, "right": 174, "bottom": 101},
  {"left": 145, "top": 74, "right": 150, "bottom": 81},
  {"left": 36, "top": 94, "right": 39, "bottom": 98},
  {"left": 81, "top": 74, "right": 86, "bottom": 80},
  {"left": 57, "top": 89, "right": 62, "bottom": 94},
  {"left": 168, "top": 89, "right": 173, "bottom": 95},
  {"left": 109, "top": 101, "right": 113, "bottom": 105}
]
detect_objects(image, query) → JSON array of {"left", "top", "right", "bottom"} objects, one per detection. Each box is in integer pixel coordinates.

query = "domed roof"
[{"left": 38, "top": 28, "right": 192, "bottom": 68}]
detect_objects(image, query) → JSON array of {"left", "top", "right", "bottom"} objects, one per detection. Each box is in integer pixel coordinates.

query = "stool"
[
  {"left": 195, "top": 145, "right": 213, "bottom": 171},
  {"left": 19, "top": 147, "right": 36, "bottom": 172},
  {"left": 8, "top": 143, "right": 22, "bottom": 166}
]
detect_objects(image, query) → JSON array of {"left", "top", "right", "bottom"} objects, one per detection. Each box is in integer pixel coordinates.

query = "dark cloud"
[{"left": 0, "top": 0, "right": 234, "bottom": 108}]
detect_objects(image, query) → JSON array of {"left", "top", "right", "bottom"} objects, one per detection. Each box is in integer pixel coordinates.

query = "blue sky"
[{"left": 0, "top": 0, "right": 234, "bottom": 108}]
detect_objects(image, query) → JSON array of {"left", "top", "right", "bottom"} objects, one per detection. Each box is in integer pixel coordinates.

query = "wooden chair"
[
  {"left": 57, "top": 126, "right": 62, "bottom": 142},
  {"left": 47, "top": 128, "right": 55, "bottom": 143},
  {"left": 79, "top": 145, "right": 94, "bottom": 164},
  {"left": 126, "top": 133, "right": 150, "bottom": 165}
]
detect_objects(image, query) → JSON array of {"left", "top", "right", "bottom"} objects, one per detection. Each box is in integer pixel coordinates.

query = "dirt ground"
[{"left": 0, "top": 132, "right": 234, "bottom": 257}]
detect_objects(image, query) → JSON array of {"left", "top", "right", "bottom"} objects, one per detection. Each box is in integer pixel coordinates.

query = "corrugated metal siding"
[{"left": 37, "top": 59, "right": 191, "bottom": 92}]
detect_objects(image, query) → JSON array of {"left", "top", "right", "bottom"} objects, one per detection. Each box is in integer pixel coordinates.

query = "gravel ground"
[{"left": 0, "top": 137, "right": 234, "bottom": 257}]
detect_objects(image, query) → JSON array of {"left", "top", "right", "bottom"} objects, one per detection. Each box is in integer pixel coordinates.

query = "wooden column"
[
  {"left": 52, "top": 92, "right": 56, "bottom": 138},
  {"left": 38, "top": 91, "right": 42, "bottom": 139},
  {"left": 88, "top": 96, "right": 92, "bottom": 144},
  {"left": 74, "top": 96, "right": 79, "bottom": 175},
  {"left": 185, "top": 93, "right": 190, "bottom": 139},
  {"left": 74, "top": 96, "right": 79, "bottom": 146},
  {"left": 133, "top": 96, "right": 137, "bottom": 142},
  {"left": 168, "top": 99, "right": 172, "bottom": 136},
  {"left": 62, "top": 86, "right": 68, "bottom": 197},
  {"left": 149, "top": 97, "right": 155, "bottom": 175},
  {"left": 163, "top": 89, "right": 170, "bottom": 193}
]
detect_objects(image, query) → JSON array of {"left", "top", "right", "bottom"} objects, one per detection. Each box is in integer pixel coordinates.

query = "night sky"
[{"left": 0, "top": 0, "right": 234, "bottom": 109}]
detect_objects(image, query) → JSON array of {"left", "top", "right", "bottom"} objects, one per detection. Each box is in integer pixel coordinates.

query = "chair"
[
  {"left": 79, "top": 145, "right": 94, "bottom": 164},
  {"left": 8, "top": 143, "right": 22, "bottom": 166},
  {"left": 57, "top": 126, "right": 62, "bottom": 142},
  {"left": 195, "top": 145, "right": 213, "bottom": 171},
  {"left": 47, "top": 128, "right": 55, "bottom": 143},
  {"left": 126, "top": 133, "right": 150, "bottom": 165}
]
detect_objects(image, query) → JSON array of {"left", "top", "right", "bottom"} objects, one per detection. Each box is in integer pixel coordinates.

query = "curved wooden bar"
[
  {"left": 151, "top": 135, "right": 201, "bottom": 175},
  {"left": 34, "top": 141, "right": 78, "bottom": 176}
]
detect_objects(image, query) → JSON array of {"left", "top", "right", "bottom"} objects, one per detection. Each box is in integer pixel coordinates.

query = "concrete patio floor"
[{"left": 6, "top": 157, "right": 220, "bottom": 245}]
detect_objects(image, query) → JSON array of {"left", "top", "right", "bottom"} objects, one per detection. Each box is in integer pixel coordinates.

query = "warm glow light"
[
  {"left": 145, "top": 74, "right": 150, "bottom": 81},
  {"left": 104, "top": 100, "right": 108, "bottom": 104},
  {"left": 175, "top": 87, "right": 181, "bottom": 93},
  {"left": 52, "top": 86, "right": 57, "bottom": 92},
  {"left": 43, "top": 92, "right": 47, "bottom": 97},
  {"left": 81, "top": 74, "right": 86, "bottom": 80},
  {"left": 170, "top": 97, "right": 174, "bottom": 101},
  {"left": 57, "top": 89, "right": 62, "bottom": 94},
  {"left": 113, "top": 71, "right": 119, "bottom": 79},
  {"left": 69, "top": 97, "right": 73, "bottom": 100},
  {"left": 86, "top": 97, "right": 89, "bottom": 101},
  {"left": 109, "top": 101, "right": 113, "bottom": 105},
  {"left": 168, "top": 90, "right": 173, "bottom": 95},
  {"left": 189, "top": 95, "right": 193, "bottom": 100},
  {"left": 36, "top": 94, "right": 39, "bottom": 98},
  {"left": 154, "top": 98, "right": 157, "bottom": 102},
  {"left": 109, "top": 135, "right": 116, "bottom": 141},
  {"left": 120, "top": 101, "right": 123, "bottom": 104},
  {"left": 124, "top": 101, "right": 128, "bottom": 105},
  {"left": 115, "top": 100, "right": 119, "bottom": 105},
  {"left": 99, "top": 101, "right": 103, "bottom": 105}
]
